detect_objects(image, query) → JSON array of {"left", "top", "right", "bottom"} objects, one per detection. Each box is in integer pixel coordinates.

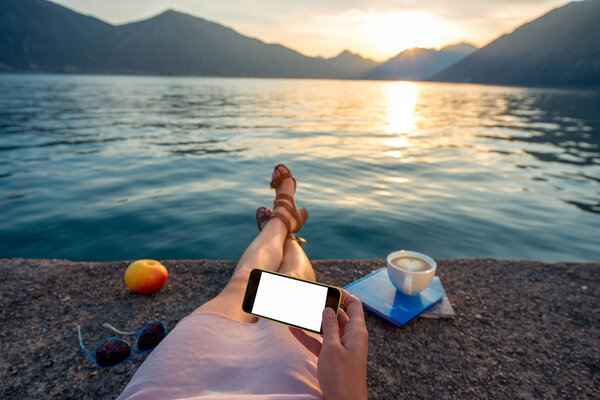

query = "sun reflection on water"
[
  {"left": 381, "top": 82, "right": 420, "bottom": 160},
  {"left": 383, "top": 81, "right": 419, "bottom": 135}
]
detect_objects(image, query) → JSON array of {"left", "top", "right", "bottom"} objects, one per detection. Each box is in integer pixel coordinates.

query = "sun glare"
[
  {"left": 312, "top": 9, "right": 460, "bottom": 60},
  {"left": 384, "top": 82, "right": 419, "bottom": 135},
  {"left": 382, "top": 82, "right": 419, "bottom": 159},
  {"left": 362, "top": 11, "right": 457, "bottom": 59}
]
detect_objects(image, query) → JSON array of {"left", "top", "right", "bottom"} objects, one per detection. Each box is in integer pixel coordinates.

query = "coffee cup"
[{"left": 386, "top": 250, "right": 436, "bottom": 295}]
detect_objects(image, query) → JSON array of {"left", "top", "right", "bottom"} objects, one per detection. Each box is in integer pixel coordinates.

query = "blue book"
[{"left": 344, "top": 268, "right": 445, "bottom": 328}]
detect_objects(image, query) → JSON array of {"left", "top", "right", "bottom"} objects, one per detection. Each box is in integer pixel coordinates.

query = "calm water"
[{"left": 1, "top": 74, "right": 599, "bottom": 262}]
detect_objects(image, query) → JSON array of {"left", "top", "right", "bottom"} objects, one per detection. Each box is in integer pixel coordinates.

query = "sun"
[
  {"left": 309, "top": 9, "right": 460, "bottom": 60},
  {"left": 365, "top": 11, "right": 458, "bottom": 58}
]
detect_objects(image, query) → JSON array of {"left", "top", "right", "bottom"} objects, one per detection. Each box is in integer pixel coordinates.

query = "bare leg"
[
  {"left": 279, "top": 238, "right": 316, "bottom": 282},
  {"left": 193, "top": 218, "right": 287, "bottom": 323},
  {"left": 193, "top": 167, "right": 300, "bottom": 323}
]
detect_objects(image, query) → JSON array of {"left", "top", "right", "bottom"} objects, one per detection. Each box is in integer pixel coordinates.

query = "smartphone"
[{"left": 242, "top": 268, "right": 342, "bottom": 334}]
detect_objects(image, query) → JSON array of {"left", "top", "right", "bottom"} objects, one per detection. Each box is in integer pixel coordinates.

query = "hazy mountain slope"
[
  {"left": 325, "top": 50, "right": 378, "bottom": 78},
  {"left": 432, "top": 0, "right": 600, "bottom": 86},
  {"left": 0, "top": 0, "right": 114, "bottom": 72},
  {"left": 362, "top": 43, "right": 477, "bottom": 81},
  {"left": 104, "top": 10, "right": 340, "bottom": 78},
  {"left": 0, "top": 1, "right": 341, "bottom": 77}
]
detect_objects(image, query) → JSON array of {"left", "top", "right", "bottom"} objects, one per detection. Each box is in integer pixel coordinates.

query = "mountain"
[
  {"left": 5, "top": 0, "right": 595, "bottom": 86},
  {"left": 0, "top": 0, "right": 114, "bottom": 72},
  {"left": 0, "top": 0, "right": 341, "bottom": 77},
  {"left": 325, "top": 50, "right": 378, "bottom": 79},
  {"left": 103, "top": 10, "right": 341, "bottom": 78},
  {"left": 361, "top": 43, "right": 477, "bottom": 81},
  {"left": 432, "top": 0, "right": 600, "bottom": 86}
]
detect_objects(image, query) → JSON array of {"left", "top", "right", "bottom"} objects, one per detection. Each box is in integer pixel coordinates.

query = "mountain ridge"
[
  {"left": 0, "top": 0, "right": 341, "bottom": 77},
  {"left": 1, "top": 0, "right": 597, "bottom": 86},
  {"left": 326, "top": 49, "right": 379, "bottom": 78},
  {"left": 0, "top": 0, "right": 473, "bottom": 79},
  {"left": 431, "top": 0, "right": 600, "bottom": 86},
  {"left": 362, "top": 43, "right": 477, "bottom": 80}
]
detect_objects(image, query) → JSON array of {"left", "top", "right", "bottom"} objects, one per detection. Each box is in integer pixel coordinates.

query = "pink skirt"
[{"left": 117, "top": 312, "right": 324, "bottom": 400}]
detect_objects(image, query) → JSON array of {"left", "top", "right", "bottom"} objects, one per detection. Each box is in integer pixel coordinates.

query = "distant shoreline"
[
  {"left": 1, "top": 71, "right": 598, "bottom": 91},
  {"left": 3, "top": 0, "right": 599, "bottom": 89}
]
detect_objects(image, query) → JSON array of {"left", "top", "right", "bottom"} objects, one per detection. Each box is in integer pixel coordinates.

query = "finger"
[
  {"left": 337, "top": 309, "right": 350, "bottom": 332},
  {"left": 341, "top": 289, "right": 366, "bottom": 325},
  {"left": 341, "top": 288, "right": 359, "bottom": 307},
  {"left": 289, "top": 327, "right": 322, "bottom": 357},
  {"left": 321, "top": 307, "right": 341, "bottom": 346}
]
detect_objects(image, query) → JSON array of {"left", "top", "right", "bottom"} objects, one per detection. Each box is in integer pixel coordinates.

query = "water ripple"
[{"left": 0, "top": 75, "right": 599, "bottom": 261}]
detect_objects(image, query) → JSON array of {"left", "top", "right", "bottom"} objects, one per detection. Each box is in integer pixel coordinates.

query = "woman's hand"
[{"left": 289, "top": 289, "right": 368, "bottom": 400}]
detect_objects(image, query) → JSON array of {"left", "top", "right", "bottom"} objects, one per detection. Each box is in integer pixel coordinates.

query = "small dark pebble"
[{"left": 0, "top": 257, "right": 599, "bottom": 399}]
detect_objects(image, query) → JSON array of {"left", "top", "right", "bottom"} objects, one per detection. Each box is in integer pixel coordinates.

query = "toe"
[
  {"left": 259, "top": 208, "right": 270, "bottom": 219},
  {"left": 257, "top": 208, "right": 273, "bottom": 230},
  {"left": 275, "top": 165, "right": 288, "bottom": 177}
]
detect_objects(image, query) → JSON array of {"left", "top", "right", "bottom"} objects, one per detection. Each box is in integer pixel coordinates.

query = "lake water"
[{"left": 1, "top": 74, "right": 599, "bottom": 262}]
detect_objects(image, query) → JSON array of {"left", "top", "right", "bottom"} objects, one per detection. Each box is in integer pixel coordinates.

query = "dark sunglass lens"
[
  {"left": 96, "top": 339, "right": 131, "bottom": 367},
  {"left": 138, "top": 322, "right": 166, "bottom": 351}
]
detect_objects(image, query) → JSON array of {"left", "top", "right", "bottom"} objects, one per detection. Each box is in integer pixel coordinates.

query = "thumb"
[{"left": 321, "top": 307, "right": 340, "bottom": 345}]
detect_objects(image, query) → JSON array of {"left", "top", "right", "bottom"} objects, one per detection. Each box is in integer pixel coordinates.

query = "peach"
[{"left": 124, "top": 259, "right": 168, "bottom": 294}]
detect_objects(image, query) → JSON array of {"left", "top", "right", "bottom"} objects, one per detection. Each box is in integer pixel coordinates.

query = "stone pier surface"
[{"left": 1, "top": 258, "right": 598, "bottom": 399}]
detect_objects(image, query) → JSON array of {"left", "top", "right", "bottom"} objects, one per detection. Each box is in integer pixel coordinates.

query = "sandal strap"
[
  {"left": 287, "top": 234, "right": 308, "bottom": 247},
  {"left": 275, "top": 193, "right": 294, "bottom": 204},
  {"left": 273, "top": 194, "right": 296, "bottom": 215},
  {"left": 269, "top": 212, "right": 292, "bottom": 233},
  {"left": 270, "top": 164, "right": 297, "bottom": 191},
  {"left": 273, "top": 200, "right": 303, "bottom": 232}
]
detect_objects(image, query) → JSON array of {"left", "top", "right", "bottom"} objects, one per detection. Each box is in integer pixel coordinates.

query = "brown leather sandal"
[
  {"left": 266, "top": 164, "right": 309, "bottom": 246},
  {"left": 269, "top": 164, "right": 309, "bottom": 233},
  {"left": 256, "top": 206, "right": 307, "bottom": 247},
  {"left": 269, "top": 209, "right": 308, "bottom": 247},
  {"left": 270, "top": 163, "right": 297, "bottom": 191}
]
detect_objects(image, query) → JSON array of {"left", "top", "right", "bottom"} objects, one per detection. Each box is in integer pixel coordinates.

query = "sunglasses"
[{"left": 77, "top": 320, "right": 167, "bottom": 368}]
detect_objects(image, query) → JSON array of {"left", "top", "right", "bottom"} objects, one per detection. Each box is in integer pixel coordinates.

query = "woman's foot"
[
  {"left": 257, "top": 205, "right": 306, "bottom": 246},
  {"left": 270, "top": 164, "right": 308, "bottom": 234},
  {"left": 256, "top": 207, "right": 273, "bottom": 231}
]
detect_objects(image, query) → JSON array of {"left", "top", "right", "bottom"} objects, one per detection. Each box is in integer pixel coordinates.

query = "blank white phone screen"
[{"left": 252, "top": 272, "right": 328, "bottom": 332}]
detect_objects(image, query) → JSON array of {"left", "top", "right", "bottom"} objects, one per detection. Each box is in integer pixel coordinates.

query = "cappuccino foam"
[{"left": 391, "top": 256, "right": 430, "bottom": 271}]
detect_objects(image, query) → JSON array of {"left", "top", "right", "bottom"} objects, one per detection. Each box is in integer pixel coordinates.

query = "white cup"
[{"left": 386, "top": 250, "right": 437, "bottom": 296}]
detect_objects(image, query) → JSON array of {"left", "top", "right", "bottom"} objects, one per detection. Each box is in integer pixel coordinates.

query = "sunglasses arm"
[
  {"left": 77, "top": 325, "right": 96, "bottom": 364},
  {"left": 102, "top": 323, "right": 137, "bottom": 335}
]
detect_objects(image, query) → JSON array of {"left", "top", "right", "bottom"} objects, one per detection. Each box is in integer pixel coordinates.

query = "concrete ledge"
[{"left": 1, "top": 258, "right": 598, "bottom": 399}]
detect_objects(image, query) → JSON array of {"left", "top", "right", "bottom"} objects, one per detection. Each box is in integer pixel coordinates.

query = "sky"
[{"left": 52, "top": 0, "right": 570, "bottom": 61}]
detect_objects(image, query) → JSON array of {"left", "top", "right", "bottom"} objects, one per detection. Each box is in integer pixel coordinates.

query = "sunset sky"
[{"left": 53, "top": 0, "right": 570, "bottom": 61}]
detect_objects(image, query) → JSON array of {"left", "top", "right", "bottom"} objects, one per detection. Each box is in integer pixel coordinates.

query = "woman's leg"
[
  {"left": 192, "top": 218, "right": 287, "bottom": 323},
  {"left": 278, "top": 238, "right": 316, "bottom": 282},
  {"left": 193, "top": 167, "right": 299, "bottom": 323}
]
